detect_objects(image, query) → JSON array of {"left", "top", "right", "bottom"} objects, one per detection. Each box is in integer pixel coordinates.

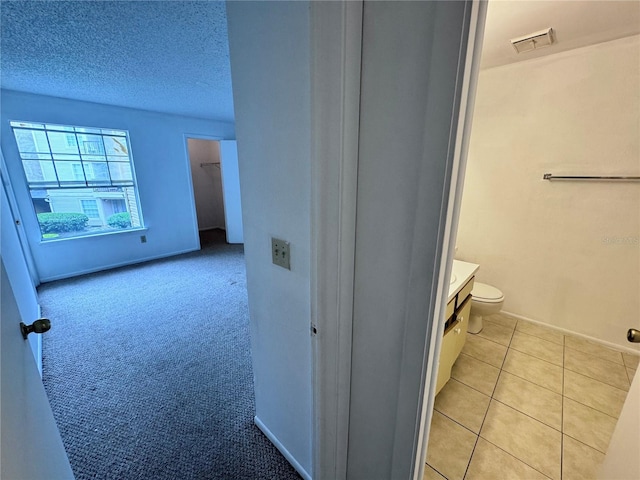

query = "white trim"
[
  {"left": 37, "top": 227, "right": 148, "bottom": 244},
  {"left": 310, "top": 2, "right": 363, "bottom": 479},
  {"left": 254, "top": 416, "right": 312, "bottom": 480},
  {"left": 38, "top": 246, "right": 199, "bottom": 283},
  {"left": 413, "top": 1, "right": 489, "bottom": 479},
  {"left": 0, "top": 150, "right": 40, "bottom": 285},
  {"left": 502, "top": 310, "right": 640, "bottom": 356}
]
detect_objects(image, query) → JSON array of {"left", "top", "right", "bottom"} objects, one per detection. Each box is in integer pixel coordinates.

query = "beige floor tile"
[
  {"left": 426, "top": 411, "right": 477, "bottom": 480},
  {"left": 477, "top": 319, "right": 514, "bottom": 346},
  {"left": 562, "top": 435, "right": 605, "bottom": 480},
  {"left": 515, "top": 320, "right": 564, "bottom": 346},
  {"left": 563, "top": 397, "right": 617, "bottom": 454},
  {"left": 466, "top": 438, "right": 550, "bottom": 480},
  {"left": 627, "top": 367, "right": 637, "bottom": 383},
  {"left": 509, "top": 331, "right": 563, "bottom": 366},
  {"left": 563, "top": 370, "right": 628, "bottom": 418},
  {"left": 484, "top": 312, "right": 517, "bottom": 330},
  {"left": 565, "top": 336, "right": 624, "bottom": 365},
  {"left": 451, "top": 353, "right": 500, "bottom": 397},
  {"left": 480, "top": 401, "right": 561, "bottom": 480},
  {"left": 423, "top": 464, "right": 446, "bottom": 480},
  {"left": 564, "top": 347, "right": 630, "bottom": 391},
  {"left": 502, "top": 349, "right": 563, "bottom": 394},
  {"left": 493, "top": 372, "right": 562, "bottom": 430},
  {"left": 623, "top": 352, "right": 640, "bottom": 369},
  {"left": 435, "top": 379, "right": 490, "bottom": 434},
  {"left": 461, "top": 334, "right": 508, "bottom": 368}
]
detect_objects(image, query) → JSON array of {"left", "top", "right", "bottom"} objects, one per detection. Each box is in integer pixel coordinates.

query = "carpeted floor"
[{"left": 39, "top": 229, "right": 301, "bottom": 480}]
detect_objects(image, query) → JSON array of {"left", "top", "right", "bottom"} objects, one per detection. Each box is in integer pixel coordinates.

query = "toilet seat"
[{"left": 472, "top": 282, "right": 504, "bottom": 303}]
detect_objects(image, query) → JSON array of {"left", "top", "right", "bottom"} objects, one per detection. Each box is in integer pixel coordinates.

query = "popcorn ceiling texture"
[{"left": 0, "top": 0, "right": 235, "bottom": 122}]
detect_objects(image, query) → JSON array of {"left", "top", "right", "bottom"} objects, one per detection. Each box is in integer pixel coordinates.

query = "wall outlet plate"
[{"left": 271, "top": 237, "right": 290, "bottom": 270}]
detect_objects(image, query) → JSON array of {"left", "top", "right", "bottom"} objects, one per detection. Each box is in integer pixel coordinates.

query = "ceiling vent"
[{"left": 511, "top": 28, "right": 554, "bottom": 54}]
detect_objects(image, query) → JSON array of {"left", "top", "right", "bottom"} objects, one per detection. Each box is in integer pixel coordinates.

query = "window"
[
  {"left": 10, "top": 121, "right": 144, "bottom": 240},
  {"left": 80, "top": 200, "right": 100, "bottom": 219}
]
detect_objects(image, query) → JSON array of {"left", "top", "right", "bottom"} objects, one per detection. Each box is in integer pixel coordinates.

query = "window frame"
[{"left": 9, "top": 121, "right": 145, "bottom": 242}]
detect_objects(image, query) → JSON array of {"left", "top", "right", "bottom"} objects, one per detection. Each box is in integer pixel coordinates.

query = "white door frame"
[
  {"left": 309, "top": 1, "right": 488, "bottom": 478},
  {"left": 412, "top": 1, "right": 488, "bottom": 478},
  {"left": 310, "top": 2, "right": 363, "bottom": 478},
  {"left": 0, "top": 150, "right": 39, "bottom": 285}
]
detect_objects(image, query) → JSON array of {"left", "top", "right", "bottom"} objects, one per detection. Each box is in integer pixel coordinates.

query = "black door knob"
[
  {"left": 628, "top": 328, "right": 640, "bottom": 343},
  {"left": 20, "top": 318, "right": 51, "bottom": 340}
]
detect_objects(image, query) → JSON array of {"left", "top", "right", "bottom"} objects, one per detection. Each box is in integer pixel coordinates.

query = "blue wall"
[{"left": 1, "top": 90, "right": 235, "bottom": 282}]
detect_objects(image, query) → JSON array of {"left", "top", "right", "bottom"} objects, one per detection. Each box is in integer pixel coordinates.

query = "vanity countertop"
[{"left": 448, "top": 260, "right": 479, "bottom": 303}]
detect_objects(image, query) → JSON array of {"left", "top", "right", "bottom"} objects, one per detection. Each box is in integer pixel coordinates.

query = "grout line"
[
  {"left": 562, "top": 432, "right": 610, "bottom": 456},
  {"left": 478, "top": 437, "right": 554, "bottom": 480},
  {"left": 461, "top": 321, "right": 516, "bottom": 480},
  {"left": 564, "top": 344, "right": 627, "bottom": 367}
]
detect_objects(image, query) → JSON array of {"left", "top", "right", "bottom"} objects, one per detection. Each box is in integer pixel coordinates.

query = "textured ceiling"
[{"left": 0, "top": 0, "right": 234, "bottom": 122}]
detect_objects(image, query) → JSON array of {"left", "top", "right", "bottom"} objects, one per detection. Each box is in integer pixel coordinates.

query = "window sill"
[{"left": 38, "top": 227, "right": 148, "bottom": 244}]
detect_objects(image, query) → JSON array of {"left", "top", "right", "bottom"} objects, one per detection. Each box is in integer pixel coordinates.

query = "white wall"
[
  {"left": 226, "top": 2, "right": 312, "bottom": 477},
  {"left": 456, "top": 35, "right": 640, "bottom": 350},
  {"left": 187, "top": 139, "right": 226, "bottom": 231},
  {"left": 1, "top": 90, "right": 235, "bottom": 282}
]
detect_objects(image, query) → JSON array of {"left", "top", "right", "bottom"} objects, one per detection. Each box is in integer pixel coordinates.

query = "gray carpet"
[{"left": 39, "top": 230, "right": 301, "bottom": 480}]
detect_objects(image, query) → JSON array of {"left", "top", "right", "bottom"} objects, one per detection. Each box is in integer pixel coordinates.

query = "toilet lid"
[{"left": 472, "top": 282, "right": 504, "bottom": 302}]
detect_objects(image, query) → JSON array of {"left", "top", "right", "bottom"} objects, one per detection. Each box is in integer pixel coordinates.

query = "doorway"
[
  {"left": 420, "top": 2, "right": 640, "bottom": 479},
  {"left": 186, "top": 138, "right": 226, "bottom": 247}
]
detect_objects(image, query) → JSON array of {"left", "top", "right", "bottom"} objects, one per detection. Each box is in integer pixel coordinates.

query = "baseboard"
[
  {"left": 502, "top": 310, "right": 640, "bottom": 356},
  {"left": 254, "top": 416, "right": 312, "bottom": 480},
  {"left": 39, "top": 247, "right": 200, "bottom": 283}
]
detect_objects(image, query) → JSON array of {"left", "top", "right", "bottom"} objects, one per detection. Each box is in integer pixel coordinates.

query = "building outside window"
[{"left": 10, "top": 121, "right": 144, "bottom": 240}]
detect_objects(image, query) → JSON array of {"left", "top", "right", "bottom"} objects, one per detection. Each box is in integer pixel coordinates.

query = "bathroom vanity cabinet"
[{"left": 435, "top": 260, "right": 478, "bottom": 395}]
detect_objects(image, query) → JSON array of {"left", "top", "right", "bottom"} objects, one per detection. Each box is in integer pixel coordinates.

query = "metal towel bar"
[{"left": 543, "top": 173, "right": 640, "bottom": 182}]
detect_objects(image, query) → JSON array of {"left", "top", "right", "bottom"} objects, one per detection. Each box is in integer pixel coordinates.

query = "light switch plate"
[{"left": 271, "top": 237, "right": 290, "bottom": 270}]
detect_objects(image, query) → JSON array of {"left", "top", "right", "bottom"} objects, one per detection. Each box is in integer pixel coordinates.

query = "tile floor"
[{"left": 425, "top": 313, "right": 639, "bottom": 480}]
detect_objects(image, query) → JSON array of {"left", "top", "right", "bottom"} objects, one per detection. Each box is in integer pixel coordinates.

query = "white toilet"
[{"left": 468, "top": 282, "right": 504, "bottom": 334}]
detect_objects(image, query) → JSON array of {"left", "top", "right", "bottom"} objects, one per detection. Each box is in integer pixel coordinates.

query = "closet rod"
[{"left": 543, "top": 173, "right": 640, "bottom": 182}]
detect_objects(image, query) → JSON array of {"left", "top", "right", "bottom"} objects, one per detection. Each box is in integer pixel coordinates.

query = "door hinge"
[{"left": 311, "top": 323, "right": 318, "bottom": 336}]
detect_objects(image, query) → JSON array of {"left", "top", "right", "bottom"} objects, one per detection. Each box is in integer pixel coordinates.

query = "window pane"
[
  {"left": 74, "top": 127, "right": 102, "bottom": 134},
  {"left": 81, "top": 155, "right": 107, "bottom": 162},
  {"left": 103, "top": 136, "right": 129, "bottom": 156},
  {"left": 47, "top": 132, "right": 79, "bottom": 154},
  {"left": 84, "top": 162, "right": 110, "bottom": 182},
  {"left": 52, "top": 154, "right": 81, "bottom": 161},
  {"left": 14, "top": 129, "right": 50, "bottom": 153},
  {"left": 54, "top": 161, "right": 85, "bottom": 183},
  {"left": 21, "top": 153, "right": 52, "bottom": 160},
  {"left": 10, "top": 121, "right": 44, "bottom": 129},
  {"left": 76, "top": 134, "right": 105, "bottom": 155},
  {"left": 101, "top": 129, "right": 126, "bottom": 136},
  {"left": 107, "top": 155, "right": 128, "bottom": 162},
  {"left": 80, "top": 200, "right": 100, "bottom": 219},
  {"left": 45, "top": 124, "right": 75, "bottom": 132},
  {"left": 22, "top": 160, "right": 58, "bottom": 183},
  {"left": 108, "top": 163, "right": 133, "bottom": 182}
]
